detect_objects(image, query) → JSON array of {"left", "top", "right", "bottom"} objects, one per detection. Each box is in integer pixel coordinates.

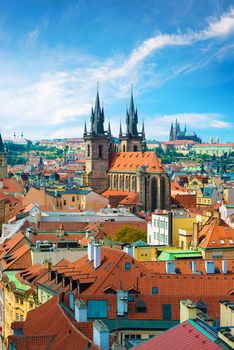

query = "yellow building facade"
[{"left": 1, "top": 271, "right": 37, "bottom": 343}]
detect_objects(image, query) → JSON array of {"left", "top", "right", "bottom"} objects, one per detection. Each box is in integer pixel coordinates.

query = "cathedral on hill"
[
  {"left": 169, "top": 119, "right": 201, "bottom": 143},
  {"left": 83, "top": 89, "right": 170, "bottom": 213}
]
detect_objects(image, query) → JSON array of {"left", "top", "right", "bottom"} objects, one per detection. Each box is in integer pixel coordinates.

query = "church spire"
[
  {"left": 90, "top": 84, "right": 105, "bottom": 135},
  {"left": 0, "top": 133, "right": 5, "bottom": 152},
  {"left": 108, "top": 121, "right": 111, "bottom": 136},
  {"left": 83, "top": 121, "right": 87, "bottom": 137},
  {"left": 126, "top": 85, "right": 138, "bottom": 137},
  {"left": 119, "top": 121, "right": 122, "bottom": 137}
]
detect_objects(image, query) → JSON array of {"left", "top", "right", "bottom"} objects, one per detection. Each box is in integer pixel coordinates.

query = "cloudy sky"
[{"left": 0, "top": 0, "right": 234, "bottom": 141}]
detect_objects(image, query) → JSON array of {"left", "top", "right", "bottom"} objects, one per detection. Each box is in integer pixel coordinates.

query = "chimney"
[
  {"left": 205, "top": 261, "right": 214, "bottom": 274},
  {"left": 35, "top": 240, "right": 41, "bottom": 250},
  {"left": 191, "top": 261, "right": 197, "bottom": 274},
  {"left": 74, "top": 299, "right": 87, "bottom": 322},
  {"left": 123, "top": 245, "right": 133, "bottom": 257},
  {"left": 213, "top": 211, "right": 221, "bottom": 226},
  {"left": 192, "top": 222, "right": 200, "bottom": 247},
  {"left": 94, "top": 244, "right": 101, "bottom": 269},
  {"left": 69, "top": 292, "right": 75, "bottom": 311},
  {"left": 88, "top": 241, "right": 94, "bottom": 261},
  {"left": 93, "top": 320, "right": 109, "bottom": 350},
  {"left": 222, "top": 260, "right": 227, "bottom": 274},
  {"left": 165, "top": 261, "right": 175, "bottom": 274},
  {"left": 117, "top": 290, "right": 128, "bottom": 316}
]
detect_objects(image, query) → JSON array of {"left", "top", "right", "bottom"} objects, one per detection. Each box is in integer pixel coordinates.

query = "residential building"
[
  {"left": 1, "top": 264, "right": 46, "bottom": 342},
  {"left": 192, "top": 215, "right": 234, "bottom": 259},
  {"left": 147, "top": 210, "right": 196, "bottom": 247},
  {"left": 9, "top": 247, "right": 234, "bottom": 349},
  {"left": 192, "top": 143, "right": 234, "bottom": 156}
]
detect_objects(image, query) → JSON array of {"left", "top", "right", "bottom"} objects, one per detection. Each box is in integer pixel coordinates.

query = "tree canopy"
[{"left": 115, "top": 225, "right": 147, "bottom": 244}]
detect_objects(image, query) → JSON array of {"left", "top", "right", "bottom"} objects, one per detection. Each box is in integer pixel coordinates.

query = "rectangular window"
[
  {"left": 15, "top": 296, "right": 19, "bottom": 303},
  {"left": 29, "top": 301, "right": 34, "bottom": 308},
  {"left": 87, "top": 300, "right": 108, "bottom": 319},
  {"left": 16, "top": 313, "right": 19, "bottom": 321},
  {"left": 20, "top": 315, "right": 24, "bottom": 321},
  {"left": 128, "top": 295, "right": 134, "bottom": 302},
  {"left": 20, "top": 298, "right": 24, "bottom": 305},
  {"left": 162, "top": 304, "right": 172, "bottom": 320},
  {"left": 152, "top": 287, "right": 158, "bottom": 295},
  {"left": 63, "top": 200, "right": 66, "bottom": 206},
  {"left": 125, "top": 262, "right": 131, "bottom": 270}
]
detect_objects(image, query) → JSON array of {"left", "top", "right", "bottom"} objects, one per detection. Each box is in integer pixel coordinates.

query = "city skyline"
[{"left": 0, "top": 0, "right": 234, "bottom": 141}]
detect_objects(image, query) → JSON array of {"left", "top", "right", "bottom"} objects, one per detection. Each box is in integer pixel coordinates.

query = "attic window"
[
  {"left": 229, "top": 240, "right": 234, "bottom": 244},
  {"left": 135, "top": 298, "right": 147, "bottom": 313},
  {"left": 125, "top": 262, "right": 131, "bottom": 270},
  {"left": 220, "top": 240, "right": 225, "bottom": 245}
]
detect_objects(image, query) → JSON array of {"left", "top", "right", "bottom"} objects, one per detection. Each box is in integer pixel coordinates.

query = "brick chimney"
[
  {"left": 213, "top": 211, "right": 221, "bottom": 226},
  {"left": 192, "top": 222, "right": 200, "bottom": 247}
]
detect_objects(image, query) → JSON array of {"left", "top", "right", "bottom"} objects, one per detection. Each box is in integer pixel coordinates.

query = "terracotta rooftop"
[
  {"left": 198, "top": 217, "right": 234, "bottom": 249},
  {"left": 109, "top": 152, "right": 165, "bottom": 173},
  {"left": 132, "top": 320, "right": 223, "bottom": 350},
  {"left": 9, "top": 296, "right": 99, "bottom": 350}
]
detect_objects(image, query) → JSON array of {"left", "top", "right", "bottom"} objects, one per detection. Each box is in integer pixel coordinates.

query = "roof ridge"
[{"left": 91, "top": 248, "right": 127, "bottom": 294}]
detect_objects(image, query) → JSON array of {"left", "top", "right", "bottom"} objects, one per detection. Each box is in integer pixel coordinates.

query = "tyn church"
[{"left": 84, "top": 89, "right": 170, "bottom": 212}]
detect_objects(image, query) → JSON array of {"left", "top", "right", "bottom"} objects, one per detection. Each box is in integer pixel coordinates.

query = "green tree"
[{"left": 115, "top": 226, "right": 147, "bottom": 244}]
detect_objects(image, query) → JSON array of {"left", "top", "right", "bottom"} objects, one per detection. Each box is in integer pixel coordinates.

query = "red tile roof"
[
  {"left": 132, "top": 320, "right": 223, "bottom": 350},
  {"left": 9, "top": 296, "right": 100, "bottom": 350},
  {"left": 102, "top": 189, "right": 139, "bottom": 206},
  {"left": 109, "top": 152, "right": 165, "bottom": 173},
  {"left": 198, "top": 217, "right": 234, "bottom": 249}
]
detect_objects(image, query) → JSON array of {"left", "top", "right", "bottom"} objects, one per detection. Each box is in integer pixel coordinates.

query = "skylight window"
[{"left": 220, "top": 240, "right": 225, "bottom": 245}]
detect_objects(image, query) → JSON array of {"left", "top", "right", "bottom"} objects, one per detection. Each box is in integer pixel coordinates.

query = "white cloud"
[
  {"left": 205, "top": 7, "right": 234, "bottom": 38},
  {"left": 0, "top": 7, "right": 234, "bottom": 139}
]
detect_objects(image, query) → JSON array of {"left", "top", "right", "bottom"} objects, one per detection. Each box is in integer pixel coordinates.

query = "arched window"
[
  {"left": 151, "top": 177, "right": 158, "bottom": 211},
  {"left": 132, "top": 176, "right": 136, "bottom": 191},
  {"left": 125, "top": 176, "right": 129, "bottom": 191},
  {"left": 98, "top": 145, "right": 103, "bottom": 158},
  {"left": 133, "top": 145, "right": 138, "bottom": 152},
  {"left": 123, "top": 144, "right": 126, "bottom": 152},
  {"left": 87, "top": 144, "right": 90, "bottom": 157},
  {"left": 161, "top": 177, "right": 166, "bottom": 209},
  {"left": 114, "top": 175, "right": 118, "bottom": 189},
  {"left": 120, "top": 175, "right": 124, "bottom": 190}
]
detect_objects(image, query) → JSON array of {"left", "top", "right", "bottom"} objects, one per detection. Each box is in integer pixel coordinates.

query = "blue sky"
[{"left": 0, "top": 0, "right": 234, "bottom": 142}]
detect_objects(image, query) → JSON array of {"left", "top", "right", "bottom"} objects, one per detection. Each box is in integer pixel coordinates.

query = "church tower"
[
  {"left": 0, "top": 133, "right": 7, "bottom": 178},
  {"left": 119, "top": 88, "right": 146, "bottom": 152},
  {"left": 84, "top": 88, "right": 112, "bottom": 193}
]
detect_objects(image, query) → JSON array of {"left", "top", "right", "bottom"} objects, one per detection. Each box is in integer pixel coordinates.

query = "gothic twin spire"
[{"left": 83, "top": 85, "right": 145, "bottom": 140}]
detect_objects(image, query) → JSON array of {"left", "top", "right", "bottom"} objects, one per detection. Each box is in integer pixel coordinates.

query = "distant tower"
[
  {"left": 210, "top": 136, "right": 213, "bottom": 144},
  {"left": 38, "top": 157, "right": 44, "bottom": 172},
  {"left": 119, "top": 87, "right": 145, "bottom": 152},
  {"left": 0, "top": 133, "right": 7, "bottom": 178},
  {"left": 21, "top": 132, "right": 24, "bottom": 139},
  {"left": 216, "top": 136, "right": 219, "bottom": 144},
  {"left": 84, "top": 87, "right": 113, "bottom": 193},
  {"left": 169, "top": 122, "right": 174, "bottom": 141}
]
